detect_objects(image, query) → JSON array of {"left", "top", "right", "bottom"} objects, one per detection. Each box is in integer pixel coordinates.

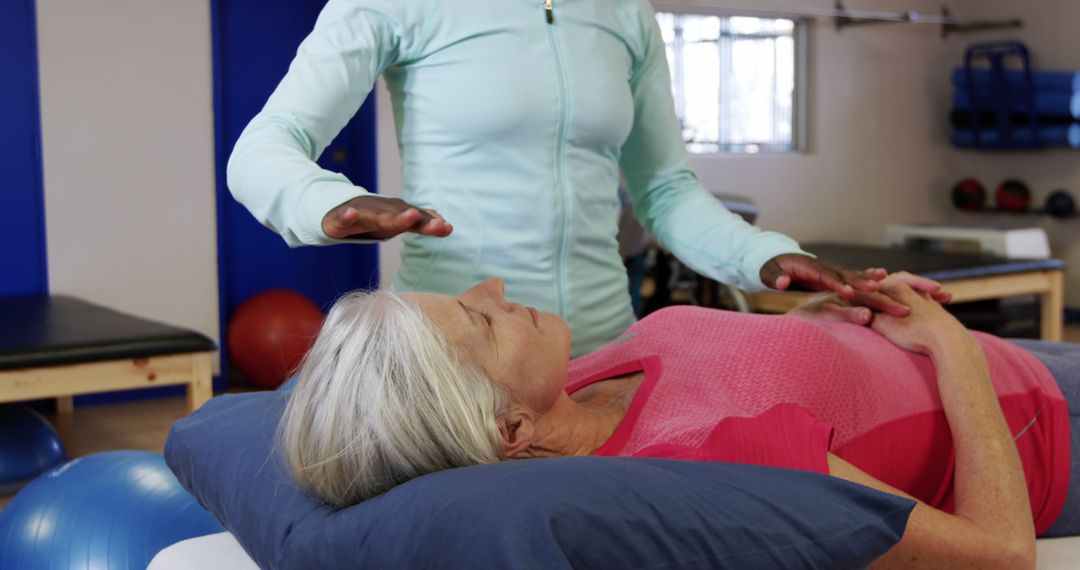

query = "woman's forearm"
[
  {"left": 857, "top": 330, "right": 1036, "bottom": 569},
  {"left": 841, "top": 277, "right": 1036, "bottom": 568},
  {"left": 926, "top": 330, "right": 1035, "bottom": 550}
]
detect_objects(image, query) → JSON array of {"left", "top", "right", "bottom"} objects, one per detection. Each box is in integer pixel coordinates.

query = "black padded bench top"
[
  {"left": 803, "top": 242, "right": 1065, "bottom": 281},
  {"left": 0, "top": 295, "right": 216, "bottom": 371}
]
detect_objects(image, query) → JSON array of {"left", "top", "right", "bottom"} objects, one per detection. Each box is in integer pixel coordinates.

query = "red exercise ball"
[
  {"left": 994, "top": 179, "right": 1031, "bottom": 213},
  {"left": 951, "top": 178, "right": 986, "bottom": 211},
  {"left": 227, "top": 290, "right": 324, "bottom": 389}
]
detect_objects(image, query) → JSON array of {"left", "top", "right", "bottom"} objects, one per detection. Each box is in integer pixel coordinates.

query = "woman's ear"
[{"left": 497, "top": 407, "right": 535, "bottom": 458}]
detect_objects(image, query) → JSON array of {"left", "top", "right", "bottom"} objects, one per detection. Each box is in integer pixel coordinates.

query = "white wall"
[
  {"left": 678, "top": 0, "right": 954, "bottom": 242},
  {"left": 36, "top": 1, "right": 221, "bottom": 363}
]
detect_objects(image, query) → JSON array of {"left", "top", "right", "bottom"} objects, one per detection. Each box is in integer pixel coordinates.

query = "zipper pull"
[{"left": 544, "top": 0, "right": 554, "bottom": 24}]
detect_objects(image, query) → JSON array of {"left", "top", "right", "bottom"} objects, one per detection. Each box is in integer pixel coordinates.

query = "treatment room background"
[
  {"left": 4, "top": 0, "right": 1080, "bottom": 567},
  {"left": 2, "top": 0, "right": 1078, "bottom": 386}
]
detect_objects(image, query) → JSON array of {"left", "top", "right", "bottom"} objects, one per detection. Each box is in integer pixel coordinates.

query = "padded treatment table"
[
  {"left": 0, "top": 295, "right": 216, "bottom": 415},
  {"left": 147, "top": 531, "right": 1080, "bottom": 570},
  {"left": 748, "top": 243, "right": 1066, "bottom": 341}
]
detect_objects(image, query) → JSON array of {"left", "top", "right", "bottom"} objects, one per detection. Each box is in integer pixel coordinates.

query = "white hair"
[{"left": 280, "top": 290, "right": 509, "bottom": 508}]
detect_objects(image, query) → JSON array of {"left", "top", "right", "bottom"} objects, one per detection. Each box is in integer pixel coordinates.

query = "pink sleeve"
[{"left": 631, "top": 404, "right": 834, "bottom": 474}]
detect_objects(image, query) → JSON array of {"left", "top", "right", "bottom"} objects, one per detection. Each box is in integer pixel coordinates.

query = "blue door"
[
  {"left": 0, "top": 0, "right": 48, "bottom": 296},
  {"left": 212, "top": 0, "right": 380, "bottom": 382}
]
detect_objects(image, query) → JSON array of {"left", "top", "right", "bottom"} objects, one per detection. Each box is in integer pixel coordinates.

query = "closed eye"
[{"left": 457, "top": 301, "right": 495, "bottom": 340}]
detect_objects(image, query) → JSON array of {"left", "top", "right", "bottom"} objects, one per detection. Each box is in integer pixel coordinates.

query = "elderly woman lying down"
[{"left": 282, "top": 273, "right": 1078, "bottom": 568}]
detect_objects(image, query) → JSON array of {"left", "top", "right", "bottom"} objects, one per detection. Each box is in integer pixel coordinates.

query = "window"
[{"left": 655, "top": 10, "right": 804, "bottom": 154}]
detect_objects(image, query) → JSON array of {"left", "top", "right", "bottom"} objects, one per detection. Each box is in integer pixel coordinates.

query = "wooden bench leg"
[
  {"left": 1040, "top": 270, "right": 1064, "bottom": 342},
  {"left": 56, "top": 396, "right": 74, "bottom": 415},
  {"left": 186, "top": 353, "right": 213, "bottom": 412},
  {"left": 54, "top": 395, "right": 76, "bottom": 442}
]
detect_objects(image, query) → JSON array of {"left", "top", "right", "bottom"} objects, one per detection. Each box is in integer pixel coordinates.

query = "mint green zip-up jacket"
[{"left": 227, "top": 0, "right": 808, "bottom": 356}]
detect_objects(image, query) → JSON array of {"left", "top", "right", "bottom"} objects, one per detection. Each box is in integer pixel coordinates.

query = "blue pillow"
[{"left": 166, "top": 391, "right": 915, "bottom": 569}]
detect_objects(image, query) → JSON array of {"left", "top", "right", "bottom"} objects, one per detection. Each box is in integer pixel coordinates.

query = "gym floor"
[{"left": 3, "top": 324, "right": 1079, "bottom": 512}]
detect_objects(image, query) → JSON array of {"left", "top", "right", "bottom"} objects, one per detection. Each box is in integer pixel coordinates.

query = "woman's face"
[{"left": 406, "top": 279, "right": 572, "bottom": 413}]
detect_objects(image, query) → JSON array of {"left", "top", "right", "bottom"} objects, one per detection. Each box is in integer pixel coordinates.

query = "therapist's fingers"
[
  {"left": 828, "top": 264, "right": 885, "bottom": 295},
  {"left": 761, "top": 258, "right": 845, "bottom": 294},
  {"left": 421, "top": 208, "right": 446, "bottom": 223},
  {"left": 323, "top": 205, "right": 374, "bottom": 238},
  {"left": 328, "top": 205, "right": 360, "bottom": 230},
  {"left": 411, "top": 209, "right": 453, "bottom": 237},
  {"left": 759, "top": 258, "right": 794, "bottom": 291},
  {"left": 366, "top": 207, "right": 452, "bottom": 238},
  {"left": 764, "top": 255, "right": 879, "bottom": 298},
  {"left": 760, "top": 255, "right": 839, "bottom": 291},
  {"left": 323, "top": 197, "right": 453, "bottom": 239},
  {"left": 352, "top": 207, "right": 417, "bottom": 239}
]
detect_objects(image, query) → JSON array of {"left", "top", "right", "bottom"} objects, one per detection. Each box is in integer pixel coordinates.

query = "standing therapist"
[{"left": 228, "top": 0, "right": 923, "bottom": 356}]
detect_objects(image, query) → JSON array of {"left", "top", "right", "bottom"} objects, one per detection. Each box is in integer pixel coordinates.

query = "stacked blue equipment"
[{"left": 951, "top": 41, "right": 1080, "bottom": 149}]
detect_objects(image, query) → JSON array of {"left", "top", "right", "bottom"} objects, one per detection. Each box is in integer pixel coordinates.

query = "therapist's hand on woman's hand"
[
  {"left": 761, "top": 254, "right": 948, "bottom": 316},
  {"left": 787, "top": 295, "right": 874, "bottom": 325},
  {"left": 322, "top": 196, "right": 453, "bottom": 240},
  {"left": 761, "top": 253, "right": 883, "bottom": 295},
  {"left": 787, "top": 269, "right": 953, "bottom": 324}
]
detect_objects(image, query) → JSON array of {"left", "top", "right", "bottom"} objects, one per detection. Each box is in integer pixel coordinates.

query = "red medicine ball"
[
  {"left": 995, "top": 179, "right": 1031, "bottom": 213},
  {"left": 951, "top": 178, "right": 986, "bottom": 211},
  {"left": 227, "top": 290, "right": 324, "bottom": 389}
]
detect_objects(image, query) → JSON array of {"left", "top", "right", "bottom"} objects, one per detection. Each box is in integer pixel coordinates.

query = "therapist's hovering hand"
[
  {"left": 323, "top": 196, "right": 453, "bottom": 240},
  {"left": 760, "top": 254, "right": 948, "bottom": 317}
]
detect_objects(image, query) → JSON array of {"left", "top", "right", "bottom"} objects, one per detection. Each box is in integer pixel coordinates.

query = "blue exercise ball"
[
  {"left": 0, "top": 405, "right": 66, "bottom": 494},
  {"left": 0, "top": 451, "right": 223, "bottom": 569}
]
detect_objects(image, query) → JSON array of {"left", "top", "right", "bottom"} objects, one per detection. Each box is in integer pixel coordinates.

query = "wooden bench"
[{"left": 0, "top": 296, "right": 216, "bottom": 415}]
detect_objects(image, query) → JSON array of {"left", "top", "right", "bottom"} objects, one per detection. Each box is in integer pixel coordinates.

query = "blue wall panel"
[
  {"left": 0, "top": 0, "right": 48, "bottom": 296},
  {"left": 213, "top": 0, "right": 380, "bottom": 383}
]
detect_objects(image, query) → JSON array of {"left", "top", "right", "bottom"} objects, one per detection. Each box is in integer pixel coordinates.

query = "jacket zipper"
[
  {"left": 544, "top": 0, "right": 554, "bottom": 24},
  {"left": 544, "top": 7, "right": 571, "bottom": 320}
]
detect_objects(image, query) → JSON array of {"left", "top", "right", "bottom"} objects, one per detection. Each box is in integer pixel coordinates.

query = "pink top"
[{"left": 567, "top": 306, "right": 1071, "bottom": 533}]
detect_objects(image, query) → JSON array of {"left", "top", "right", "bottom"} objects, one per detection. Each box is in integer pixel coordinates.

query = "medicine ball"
[
  {"left": 0, "top": 405, "right": 66, "bottom": 495},
  {"left": 951, "top": 178, "right": 986, "bottom": 211},
  {"left": 1045, "top": 190, "right": 1076, "bottom": 218},
  {"left": 227, "top": 289, "right": 324, "bottom": 389},
  {"left": 995, "top": 179, "right": 1031, "bottom": 212}
]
